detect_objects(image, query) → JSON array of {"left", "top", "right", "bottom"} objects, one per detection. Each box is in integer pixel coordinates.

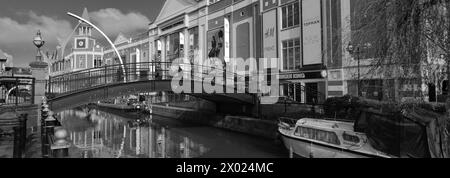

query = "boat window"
[
  {"left": 294, "top": 127, "right": 302, "bottom": 136},
  {"left": 294, "top": 127, "right": 340, "bottom": 145},
  {"left": 343, "top": 132, "right": 360, "bottom": 143},
  {"left": 316, "top": 130, "right": 340, "bottom": 145}
]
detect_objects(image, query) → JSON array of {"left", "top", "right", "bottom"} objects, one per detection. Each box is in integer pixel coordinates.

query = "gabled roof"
[
  {"left": 154, "top": 0, "right": 198, "bottom": 24},
  {"left": 114, "top": 33, "right": 130, "bottom": 45}
]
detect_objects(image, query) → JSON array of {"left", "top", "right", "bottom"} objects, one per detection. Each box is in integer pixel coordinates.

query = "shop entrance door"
[{"left": 305, "top": 83, "right": 318, "bottom": 104}]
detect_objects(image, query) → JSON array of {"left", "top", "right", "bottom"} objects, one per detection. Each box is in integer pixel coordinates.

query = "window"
[
  {"left": 189, "top": 27, "right": 199, "bottom": 64},
  {"left": 343, "top": 132, "right": 360, "bottom": 143},
  {"left": 282, "top": 38, "right": 301, "bottom": 70},
  {"left": 166, "top": 32, "right": 182, "bottom": 62},
  {"left": 94, "top": 56, "right": 102, "bottom": 68},
  {"left": 350, "top": 0, "right": 383, "bottom": 59},
  {"left": 78, "top": 55, "right": 86, "bottom": 69},
  {"left": 282, "top": 2, "right": 300, "bottom": 29},
  {"left": 295, "top": 127, "right": 340, "bottom": 145}
]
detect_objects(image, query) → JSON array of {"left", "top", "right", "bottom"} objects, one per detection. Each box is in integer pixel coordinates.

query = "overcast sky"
[{"left": 0, "top": 0, "right": 165, "bottom": 67}]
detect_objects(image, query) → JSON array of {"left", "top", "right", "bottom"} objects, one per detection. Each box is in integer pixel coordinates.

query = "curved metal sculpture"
[{"left": 67, "top": 12, "right": 127, "bottom": 82}]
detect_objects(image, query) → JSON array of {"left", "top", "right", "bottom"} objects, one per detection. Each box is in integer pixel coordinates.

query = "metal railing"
[
  {"left": 0, "top": 76, "right": 35, "bottom": 106},
  {"left": 40, "top": 97, "right": 70, "bottom": 158},
  {"left": 47, "top": 61, "right": 254, "bottom": 97}
]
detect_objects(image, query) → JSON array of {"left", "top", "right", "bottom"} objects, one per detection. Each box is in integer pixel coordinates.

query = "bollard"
[
  {"left": 41, "top": 106, "right": 50, "bottom": 158},
  {"left": 43, "top": 123, "right": 55, "bottom": 158},
  {"left": 13, "top": 127, "right": 22, "bottom": 158},
  {"left": 51, "top": 127, "right": 70, "bottom": 158},
  {"left": 44, "top": 114, "right": 57, "bottom": 157},
  {"left": 45, "top": 112, "right": 58, "bottom": 127}
]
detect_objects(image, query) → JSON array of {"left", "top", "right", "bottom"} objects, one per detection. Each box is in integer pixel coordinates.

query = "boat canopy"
[{"left": 355, "top": 106, "right": 450, "bottom": 158}]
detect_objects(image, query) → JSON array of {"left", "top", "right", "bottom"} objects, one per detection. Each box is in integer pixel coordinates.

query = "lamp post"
[
  {"left": 33, "top": 30, "right": 45, "bottom": 62},
  {"left": 347, "top": 42, "right": 370, "bottom": 97},
  {"left": 347, "top": 43, "right": 361, "bottom": 97}
]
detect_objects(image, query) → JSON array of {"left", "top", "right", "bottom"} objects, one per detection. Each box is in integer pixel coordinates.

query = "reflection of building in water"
[{"left": 60, "top": 109, "right": 209, "bottom": 158}]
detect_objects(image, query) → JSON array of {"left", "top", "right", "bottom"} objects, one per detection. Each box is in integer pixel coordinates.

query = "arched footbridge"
[{"left": 46, "top": 62, "right": 257, "bottom": 112}]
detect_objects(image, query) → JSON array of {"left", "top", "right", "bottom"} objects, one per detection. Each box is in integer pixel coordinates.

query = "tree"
[{"left": 349, "top": 0, "right": 450, "bottom": 113}]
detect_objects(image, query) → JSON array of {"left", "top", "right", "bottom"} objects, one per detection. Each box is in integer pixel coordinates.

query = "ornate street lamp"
[{"left": 33, "top": 30, "right": 45, "bottom": 62}]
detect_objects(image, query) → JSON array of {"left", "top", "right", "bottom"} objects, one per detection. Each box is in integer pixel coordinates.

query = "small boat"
[{"left": 278, "top": 117, "right": 394, "bottom": 158}]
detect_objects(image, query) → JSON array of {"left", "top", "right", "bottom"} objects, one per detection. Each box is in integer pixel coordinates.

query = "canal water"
[{"left": 57, "top": 107, "right": 287, "bottom": 158}]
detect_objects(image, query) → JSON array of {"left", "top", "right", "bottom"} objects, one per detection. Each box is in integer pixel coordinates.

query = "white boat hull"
[{"left": 280, "top": 130, "right": 376, "bottom": 158}]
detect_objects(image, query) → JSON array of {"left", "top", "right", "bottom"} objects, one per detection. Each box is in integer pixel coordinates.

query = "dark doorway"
[
  {"left": 305, "top": 83, "right": 318, "bottom": 104},
  {"left": 295, "top": 84, "right": 302, "bottom": 102},
  {"left": 428, "top": 83, "right": 436, "bottom": 102}
]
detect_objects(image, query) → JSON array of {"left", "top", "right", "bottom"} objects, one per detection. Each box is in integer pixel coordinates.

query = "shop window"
[{"left": 281, "top": 2, "right": 300, "bottom": 29}]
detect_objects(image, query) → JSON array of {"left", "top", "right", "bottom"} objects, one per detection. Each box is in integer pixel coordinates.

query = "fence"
[{"left": 0, "top": 76, "right": 35, "bottom": 106}]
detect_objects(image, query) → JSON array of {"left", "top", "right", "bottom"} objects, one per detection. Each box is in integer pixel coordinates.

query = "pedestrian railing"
[
  {"left": 40, "top": 97, "right": 71, "bottom": 158},
  {"left": 47, "top": 62, "right": 255, "bottom": 98}
]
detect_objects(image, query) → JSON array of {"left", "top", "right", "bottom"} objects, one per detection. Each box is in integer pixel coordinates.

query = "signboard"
[
  {"left": 263, "top": 9, "right": 278, "bottom": 59},
  {"left": 302, "top": 0, "right": 322, "bottom": 65},
  {"left": 278, "top": 73, "right": 306, "bottom": 80}
]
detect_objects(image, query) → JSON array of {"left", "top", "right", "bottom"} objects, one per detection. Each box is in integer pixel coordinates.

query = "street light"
[
  {"left": 33, "top": 30, "right": 45, "bottom": 62},
  {"left": 346, "top": 42, "right": 370, "bottom": 97}
]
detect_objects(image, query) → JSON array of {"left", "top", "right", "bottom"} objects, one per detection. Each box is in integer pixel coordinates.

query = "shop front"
[{"left": 279, "top": 71, "right": 327, "bottom": 104}]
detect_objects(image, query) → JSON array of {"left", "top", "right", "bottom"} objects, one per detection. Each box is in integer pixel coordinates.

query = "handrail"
[
  {"left": 47, "top": 61, "right": 260, "bottom": 96},
  {"left": 49, "top": 62, "right": 250, "bottom": 80}
]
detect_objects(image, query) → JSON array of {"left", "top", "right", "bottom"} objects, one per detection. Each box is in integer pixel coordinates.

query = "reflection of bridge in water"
[
  {"left": 60, "top": 109, "right": 210, "bottom": 158},
  {"left": 47, "top": 62, "right": 257, "bottom": 112}
]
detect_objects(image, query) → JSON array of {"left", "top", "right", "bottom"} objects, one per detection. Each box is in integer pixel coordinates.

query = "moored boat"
[{"left": 278, "top": 117, "right": 394, "bottom": 158}]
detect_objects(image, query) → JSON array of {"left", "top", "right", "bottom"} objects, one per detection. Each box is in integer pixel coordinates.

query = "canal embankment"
[
  {"left": 148, "top": 103, "right": 279, "bottom": 139},
  {"left": 94, "top": 98, "right": 324, "bottom": 140}
]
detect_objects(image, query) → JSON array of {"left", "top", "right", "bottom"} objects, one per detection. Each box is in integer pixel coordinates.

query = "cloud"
[
  {"left": 0, "top": 9, "right": 150, "bottom": 67},
  {"left": 90, "top": 8, "right": 150, "bottom": 37},
  {"left": 0, "top": 11, "right": 73, "bottom": 45},
  {"left": 0, "top": 11, "right": 73, "bottom": 66}
]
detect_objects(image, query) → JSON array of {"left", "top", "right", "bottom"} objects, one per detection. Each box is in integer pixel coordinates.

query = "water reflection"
[{"left": 58, "top": 108, "right": 286, "bottom": 158}]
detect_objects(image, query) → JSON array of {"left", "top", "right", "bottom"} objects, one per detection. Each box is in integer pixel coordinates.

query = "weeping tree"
[{"left": 349, "top": 0, "right": 450, "bottom": 112}]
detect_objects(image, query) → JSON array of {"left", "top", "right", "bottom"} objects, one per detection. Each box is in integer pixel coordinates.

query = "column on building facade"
[{"left": 161, "top": 37, "right": 167, "bottom": 80}]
